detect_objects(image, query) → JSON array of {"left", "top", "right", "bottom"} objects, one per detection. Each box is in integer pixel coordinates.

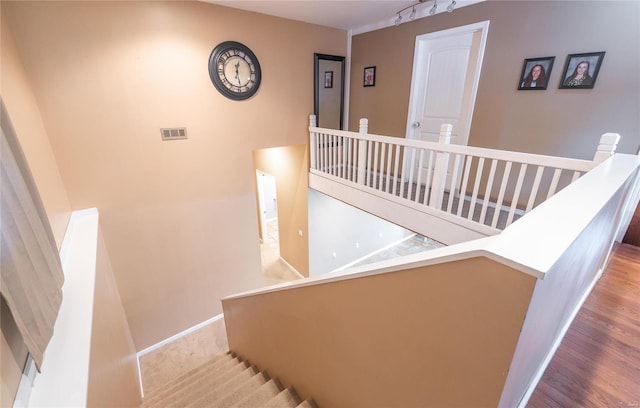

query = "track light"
[
  {"left": 429, "top": 1, "right": 438, "bottom": 15},
  {"left": 447, "top": 0, "right": 456, "bottom": 12},
  {"left": 394, "top": 0, "right": 451, "bottom": 26}
]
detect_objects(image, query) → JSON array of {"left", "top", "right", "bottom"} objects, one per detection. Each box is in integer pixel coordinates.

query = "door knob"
[{"left": 412, "top": 121, "right": 421, "bottom": 128}]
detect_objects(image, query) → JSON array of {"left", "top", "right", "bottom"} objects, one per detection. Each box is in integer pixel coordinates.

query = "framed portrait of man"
[{"left": 517, "top": 56, "right": 555, "bottom": 90}]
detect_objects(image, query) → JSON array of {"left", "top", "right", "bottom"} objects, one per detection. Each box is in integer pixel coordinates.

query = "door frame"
[
  {"left": 256, "top": 170, "right": 277, "bottom": 243},
  {"left": 404, "top": 20, "right": 490, "bottom": 146}
]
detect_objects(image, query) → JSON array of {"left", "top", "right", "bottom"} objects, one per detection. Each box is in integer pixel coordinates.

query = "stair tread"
[
  {"left": 143, "top": 352, "right": 233, "bottom": 398},
  {"left": 188, "top": 371, "right": 269, "bottom": 408},
  {"left": 144, "top": 358, "right": 248, "bottom": 407},
  {"left": 143, "top": 352, "right": 234, "bottom": 400},
  {"left": 263, "top": 387, "right": 302, "bottom": 408},
  {"left": 296, "top": 399, "right": 318, "bottom": 408},
  {"left": 229, "top": 378, "right": 282, "bottom": 408},
  {"left": 163, "top": 365, "right": 258, "bottom": 408}
]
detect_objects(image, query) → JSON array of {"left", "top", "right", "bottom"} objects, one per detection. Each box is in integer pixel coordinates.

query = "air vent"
[{"left": 160, "top": 127, "right": 187, "bottom": 141}]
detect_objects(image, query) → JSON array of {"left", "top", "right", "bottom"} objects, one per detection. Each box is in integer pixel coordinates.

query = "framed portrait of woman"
[
  {"left": 517, "top": 56, "right": 555, "bottom": 90},
  {"left": 559, "top": 52, "right": 605, "bottom": 89}
]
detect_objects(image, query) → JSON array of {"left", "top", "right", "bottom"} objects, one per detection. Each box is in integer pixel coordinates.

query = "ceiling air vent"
[{"left": 160, "top": 127, "right": 187, "bottom": 141}]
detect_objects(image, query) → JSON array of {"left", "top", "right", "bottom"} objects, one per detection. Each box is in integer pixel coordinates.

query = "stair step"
[
  {"left": 296, "top": 399, "right": 319, "bottom": 408},
  {"left": 167, "top": 365, "right": 258, "bottom": 408},
  {"left": 230, "top": 378, "right": 283, "bottom": 408},
  {"left": 186, "top": 370, "right": 269, "bottom": 408},
  {"left": 144, "top": 358, "right": 248, "bottom": 407},
  {"left": 263, "top": 387, "right": 302, "bottom": 408},
  {"left": 143, "top": 351, "right": 319, "bottom": 407},
  {"left": 143, "top": 352, "right": 233, "bottom": 398}
]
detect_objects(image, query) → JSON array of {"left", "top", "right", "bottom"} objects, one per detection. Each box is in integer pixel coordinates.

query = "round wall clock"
[{"left": 208, "top": 41, "right": 261, "bottom": 101}]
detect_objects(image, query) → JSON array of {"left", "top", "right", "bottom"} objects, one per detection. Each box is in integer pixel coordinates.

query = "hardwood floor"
[{"left": 527, "top": 243, "right": 640, "bottom": 408}]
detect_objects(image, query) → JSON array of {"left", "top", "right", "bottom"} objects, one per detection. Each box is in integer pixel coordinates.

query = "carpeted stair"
[{"left": 142, "top": 352, "right": 317, "bottom": 408}]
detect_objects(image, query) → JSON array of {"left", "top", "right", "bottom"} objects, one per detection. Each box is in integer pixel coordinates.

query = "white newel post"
[
  {"left": 309, "top": 115, "right": 317, "bottom": 170},
  {"left": 429, "top": 124, "right": 453, "bottom": 209},
  {"left": 593, "top": 132, "right": 621, "bottom": 164},
  {"left": 357, "top": 118, "right": 368, "bottom": 185}
]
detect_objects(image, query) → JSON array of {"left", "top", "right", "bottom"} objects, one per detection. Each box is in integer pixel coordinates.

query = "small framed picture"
[
  {"left": 363, "top": 66, "right": 376, "bottom": 87},
  {"left": 324, "top": 71, "right": 333, "bottom": 88},
  {"left": 517, "top": 56, "right": 555, "bottom": 90},
  {"left": 559, "top": 51, "right": 605, "bottom": 89}
]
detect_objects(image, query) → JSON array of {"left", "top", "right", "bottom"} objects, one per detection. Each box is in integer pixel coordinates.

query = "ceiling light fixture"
[
  {"left": 394, "top": 0, "right": 451, "bottom": 26},
  {"left": 429, "top": 1, "right": 438, "bottom": 15}
]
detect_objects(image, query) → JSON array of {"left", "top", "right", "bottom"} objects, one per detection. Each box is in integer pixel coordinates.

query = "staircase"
[{"left": 142, "top": 352, "right": 317, "bottom": 408}]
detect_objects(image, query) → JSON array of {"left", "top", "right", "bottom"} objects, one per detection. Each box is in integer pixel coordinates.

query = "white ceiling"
[{"left": 203, "top": 0, "right": 483, "bottom": 33}]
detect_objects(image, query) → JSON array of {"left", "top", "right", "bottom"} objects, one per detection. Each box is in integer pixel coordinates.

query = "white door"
[{"left": 405, "top": 21, "right": 489, "bottom": 184}]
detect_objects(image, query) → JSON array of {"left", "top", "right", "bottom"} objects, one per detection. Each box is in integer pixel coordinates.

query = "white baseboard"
[
  {"left": 279, "top": 256, "right": 304, "bottom": 279},
  {"left": 137, "top": 313, "right": 225, "bottom": 358},
  {"left": 331, "top": 233, "right": 417, "bottom": 273}
]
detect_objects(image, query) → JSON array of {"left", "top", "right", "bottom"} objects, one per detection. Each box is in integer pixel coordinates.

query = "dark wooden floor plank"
[{"left": 527, "top": 243, "right": 640, "bottom": 408}]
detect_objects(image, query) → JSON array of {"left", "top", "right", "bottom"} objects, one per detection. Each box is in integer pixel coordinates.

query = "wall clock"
[{"left": 208, "top": 41, "right": 261, "bottom": 101}]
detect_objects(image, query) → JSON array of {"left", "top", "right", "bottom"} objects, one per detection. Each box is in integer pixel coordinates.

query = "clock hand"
[{"left": 234, "top": 61, "right": 241, "bottom": 86}]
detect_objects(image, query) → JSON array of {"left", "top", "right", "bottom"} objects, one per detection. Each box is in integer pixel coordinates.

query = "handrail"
[
  {"left": 308, "top": 116, "right": 618, "bottom": 230},
  {"left": 309, "top": 125, "right": 595, "bottom": 172}
]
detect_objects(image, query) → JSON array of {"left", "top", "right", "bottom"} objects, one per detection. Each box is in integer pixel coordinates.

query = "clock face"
[{"left": 208, "top": 41, "right": 261, "bottom": 101}]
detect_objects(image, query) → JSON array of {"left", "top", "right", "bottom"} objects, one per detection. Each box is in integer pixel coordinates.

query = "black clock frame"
[{"left": 208, "top": 41, "right": 261, "bottom": 101}]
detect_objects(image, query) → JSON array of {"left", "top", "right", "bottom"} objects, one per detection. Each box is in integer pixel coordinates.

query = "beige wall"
[
  {"left": 224, "top": 257, "right": 536, "bottom": 407},
  {"left": 87, "top": 230, "right": 141, "bottom": 407},
  {"left": 3, "top": 1, "right": 347, "bottom": 349},
  {"left": 253, "top": 145, "right": 309, "bottom": 277},
  {"left": 350, "top": 1, "right": 640, "bottom": 158},
  {"left": 0, "top": 7, "right": 71, "bottom": 249}
]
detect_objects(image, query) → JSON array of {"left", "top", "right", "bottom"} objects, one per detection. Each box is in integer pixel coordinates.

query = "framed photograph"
[
  {"left": 559, "top": 51, "right": 605, "bottom": 89},
  {"left": 517, "top": 56, "right": 555, "bottom": 90},
  {"left": 324, "top": 71, "right": 333, "bottom": 88},
  {"left": 363, "top": 66, "right": 376, "bottom": 87}
]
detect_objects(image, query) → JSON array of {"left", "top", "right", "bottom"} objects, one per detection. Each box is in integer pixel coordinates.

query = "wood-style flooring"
[{"left": 527, "top": 243, "right": 640, "bottom": 408}]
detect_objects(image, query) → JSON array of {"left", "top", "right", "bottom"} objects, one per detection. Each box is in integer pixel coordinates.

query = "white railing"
[{"left": 309, "top": 115, "right": 620, "bottom": 231}]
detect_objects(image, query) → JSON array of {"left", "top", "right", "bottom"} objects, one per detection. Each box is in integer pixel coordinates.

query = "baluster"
[
  {"left": 407, "top": 148, "right": 417, "bottom": 200},
  {"left": 571, "top": 170, "right": 582, "bottom": 183},
  {"left": 429, "top": 124, "right": 453, "bottom": 210},
  {"left": 468, "top": 157, "right": 485, "bottom": 221},
  {"left": 379, "top": 143, "right": 387, "bottom": 191},
  {"left": 479, "top": 159, "right": 498, "bottom": 225},
  {"left": 457, "top": 155, "right": 473, "bottom": 217},
  {"left": 357, "top": 119, "right": 368, "bottom": 185},
  {"left": 348, "top": 138, "right": 354, "bottom": 181},
  {"left": 506, "top": 163, "right": 528, "bottom": 227},
  {"left": 367, "top": 140, "right": 373, "bottom": 186},
  {"left": 446, "top": 154, "right": 463, "bottom": 213},
  {"left": 372, "top": 142, "right": 380, "bottom": 189},
  {"left": 491, "top": 161, "right": 512, "bottom": 228},
  {"left": 415, "top": 149, "right": 425, "bottom": 203},
  {"left": 385, "top": 144, "right": 393, "bottom": 193},
  {"left": 392, "top": 146, "right": 401, "bottom": 196},
  {"left": 423, "top": 150, "right": 435, "bottom": 206},
  {"left": 352, "top": 139, "right": 357, "bottom": 182},
  {"left": 526, "top": 166, "right": 545, "bottom": 212},
  {"left": 546, "top": 168, "right": 562, "bottom": 199}
]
